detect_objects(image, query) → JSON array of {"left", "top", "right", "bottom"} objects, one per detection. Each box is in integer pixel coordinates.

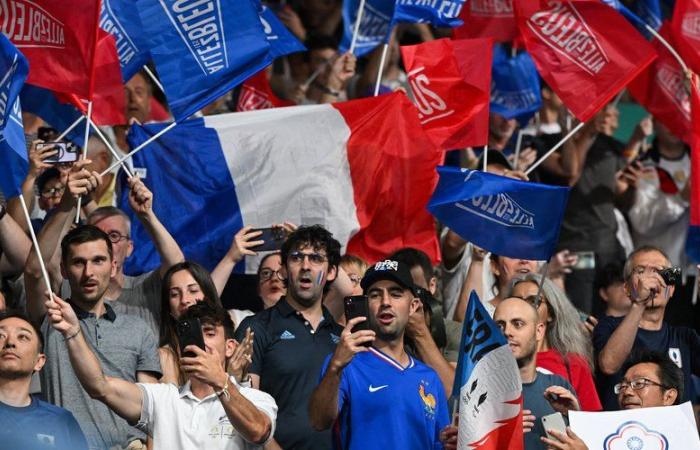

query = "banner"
[
  {"left": 428, "top": 167, "right": 570, "bottom": 260},
  {"left": 100, "top": 0, "right": 151, "bottom": 81},
  {"left": 393, "top": 0, "right": 466, "bottom": 27},
  {"left": 453, "top": 0, "right": 517, "bottom": 42},
  {"left": 490, "top": 45, "right": 542, "bottom": 120},
  {"left": 671, "top": 0, "right": 700, "bottom": 74},
  {"left": 259, "top": 6, "right": 306, "bottom": 58},
  {"left": 339, "top": 0, "right": 395, "bottom": 56}
]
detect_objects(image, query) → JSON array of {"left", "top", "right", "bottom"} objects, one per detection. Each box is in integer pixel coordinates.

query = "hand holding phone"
[
  {"left": 541, "top": 412, "right": 567, "bottom": 441},
  {"left": 344, "top": 295, "right": 370, "bottom": 347},
  {"left": 250, "top": 226, "right": 288, "bottom": 252},
  {"left": 176, "top": 318, "right": 206, "bottom": 357},
  {"left": 38, "top": 142, "right": 79, "bottom": 164}
]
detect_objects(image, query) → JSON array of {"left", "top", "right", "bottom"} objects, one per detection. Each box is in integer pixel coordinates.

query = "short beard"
[{"left": 0, "top": 367, "right": 32, "bottom": 380}]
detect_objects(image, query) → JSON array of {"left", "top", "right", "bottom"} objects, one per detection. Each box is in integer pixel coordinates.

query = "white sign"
[{"left": 570, "top": 402, "right": 700, "bottom": 450}]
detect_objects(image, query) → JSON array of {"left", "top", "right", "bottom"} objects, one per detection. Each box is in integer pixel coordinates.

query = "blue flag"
[
  {"left": 100, "top": 0, "right": 152, "bottom": 81},
  {"left": 0, "top": 35, "right": 28, "bottom": 198},
  {"left": 428, "top": 167, "right": 570, "bottom": 261},
  {"left": 633, "top": 0, "right": 662, "bottom": 34},
  {"left": 260, "top": 6, "right": 306, "bottom": 59},
  {"left": 138, "top": 0, "right": 272, "bottom": 121},
  {"left": 20, "top": 85, "right": 86, "bottom": 148},
  {"left": 340, "top": 0, "right": 395, "bottom": 56},
  {"left": 490, "top": 46, "right": 541, "bottom": 121},
  {"left": 393, "top": 0, "right": 465, "bottom": 28}
]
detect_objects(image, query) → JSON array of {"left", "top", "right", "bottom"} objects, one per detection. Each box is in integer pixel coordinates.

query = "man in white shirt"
[{"left": 46, "top": 297, "right": 277, "bottom": 449}]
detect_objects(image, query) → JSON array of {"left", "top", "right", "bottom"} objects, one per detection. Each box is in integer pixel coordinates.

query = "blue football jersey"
[{"left": 320, "top": 347, "right": 449, "bottom": 450}]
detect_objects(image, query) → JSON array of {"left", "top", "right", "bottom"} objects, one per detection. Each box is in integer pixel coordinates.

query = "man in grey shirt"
[{"left": 42, "top": 224, "right": 161, "bottom": 450}]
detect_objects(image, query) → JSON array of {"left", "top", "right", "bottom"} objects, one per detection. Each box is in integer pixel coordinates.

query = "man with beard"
[
  {"left": 235, "top": 225, "right": 343, "bottom": 450},
  {"left": 308, "top": 260, "right": 449, "bottom": 449},
  {"left": 0, "top": 310, "right": 87, "bottom": 449},
  {"left": 41, "top": 225, "right": 161, "bottom": 450}
]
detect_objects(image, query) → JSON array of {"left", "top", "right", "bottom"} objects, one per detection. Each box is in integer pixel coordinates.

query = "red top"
[{"left": 537, "top": 349, "right": 602, "bottom": 411}]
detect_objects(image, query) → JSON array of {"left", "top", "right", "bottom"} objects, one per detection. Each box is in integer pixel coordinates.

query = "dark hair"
[
  {"left": 622, "top": 349, "right": 684, "bottom": 404},
  {"left": 60, "top": 225, "right": 113, "bottom": 264},
  {"left": 36, "top": 168, "right": 61, "bottom": 194},
  {"left": 304, "top": 34, "right": 339, "bottom": 54},
  {"left": 281, "top": 225, "right": 341, "bottom": 272},
  {"left": 180, "top": 302, "right": 235, "bottom": 340},
  {"left": 0, "top": 309, "right": 44, "bottom": 351},
  {"left": 257, "top": 251, "right": 281, "bottom": 278},
  {"left": 159, "top": 261, "right": 221, "bottom": 347},
  {"left": 596, "top": 262, "right": 625, "bottom": 291},
  {"left": 388, "top": 248, "right": 434, "bottom": 283}
]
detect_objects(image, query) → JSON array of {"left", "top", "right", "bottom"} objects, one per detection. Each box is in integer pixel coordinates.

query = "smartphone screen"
[
  {"left": 250, "top": 226, "right": 288, "bottom": 252},
  {"left": 344, "top": 295, "right": 370, "bottom": 343},
  {"left": 175, "top": 318, "right": 206, "bottom": 357}
]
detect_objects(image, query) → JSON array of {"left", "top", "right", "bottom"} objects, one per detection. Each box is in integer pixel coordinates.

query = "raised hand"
[
  {"left": 45, "top": 293, "right": 80, "bottom": 337},
  {"left": 127, "top": 176, "right": 153, "bottom": 216},
  {"left": 66, "top": 160, "right": 102, "bottom": 200},
  {"left": 544, "top": 386, "right": 580, "bottom": 416},
  {"left": 329, "top": 317, "right": 375, "bottom": 371},
  {"left": 228, "top": 327, "right": 254, "bottom": 383}
]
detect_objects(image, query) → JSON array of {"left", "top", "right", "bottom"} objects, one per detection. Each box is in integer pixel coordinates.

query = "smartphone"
[
  {"left": 541, "top": 412, "right": 567, "bottom": 440},
  {"left": 344, "top": 295, "right": 370, "bottom": 344},
  {"left": 572, "top": 251, "right": 595, "bottom": 270},
  {"left": 251, "top": 226, "right": 288, "bottom": 252},
  {"left": 39, "top": 142, "right": 79, "bottom": 164},
  {"left": 175, "top": 318, "right": 206, "bottom": 357}
]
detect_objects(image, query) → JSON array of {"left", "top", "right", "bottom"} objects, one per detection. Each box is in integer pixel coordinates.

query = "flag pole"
[
  {"left": 513, "top": 129, "right": 524, "bottom": 169},
  {"left": 302, "top": 56, "right": 335, "bottom": 90},
  {"left": 143, "top": 65, "right": 165, "bottom": 94},
  {"left": 100, "top": 121, "right": 178, "bottom": 176},
  {"left": 644, "top": 25, "right": 690, "bottom": 74},
  {"left": 349, "top": 0, "right": 367, "bottom": 54},
  {"left": 482, "top": 145, "right": 489, "bottom": 172},
  {"left": 526, "top": 122, "right": 585, "bottom": 175},
  {"left": 18, "top": 195, "right": 52, "bottom": 294},
  {"left": 75, "top": 101, "right": 93, "bottom": 223},
  {"left": 88, "top": 119, "right": 134, "bottom": 178},
  {"left": 373, "top": 43, "right": 389, "bottom": 97},
  {"left": 55, "top": 115, "right": 86, "bottom": 142}
]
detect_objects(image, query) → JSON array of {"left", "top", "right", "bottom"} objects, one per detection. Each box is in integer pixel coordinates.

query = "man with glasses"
[
  {"left": 594, "top": 245, "right": 700, "bottom": 410},
  {"left": 616, "top": 349, "right": 684, "bottom": 410},
  {"left": 235, "top": 225, "right": 343, "bottom": 450}
]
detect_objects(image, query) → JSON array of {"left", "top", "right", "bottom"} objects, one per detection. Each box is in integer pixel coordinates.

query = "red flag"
[
  {"left": 628, "top": 27, "right": 692, "bottom": 143},
  {"left": 237, "top": 70, "right": 293, "bottom": 112},
  {"left": 149, "top": 97, "right": 171, "bottom": 122},
  {"left": 688, "top": 75, "right": 700, "bottom": 262},
  {"left": 515, "top": 0, "right": 657, "bottom": 122},
  {"left": 671, "top": 0, "right": 700, "bottom": 75},
  {"left": 401, "top": 38, "right": 493, "bottom": 149},
  {"left": 453, "top": 0, "right": 517, "bottom": 43},
  {"left": 1, "top": 0, "right": 100, "bottom": 99}
]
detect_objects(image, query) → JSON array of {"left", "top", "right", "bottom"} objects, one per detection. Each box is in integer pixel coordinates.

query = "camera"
[{"left": 658, "top": 267, "right": 682, "bottom": 286}]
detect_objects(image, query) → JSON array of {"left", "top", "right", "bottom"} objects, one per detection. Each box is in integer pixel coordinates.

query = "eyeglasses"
[
  {"left": 288, "top": 251, "right": 327, "bottom": 266},
  {"left": 40, "top": 186, "right": 65, "bottom": 198},
  {"left": 614, "top": 378, "right": 669, "bottom": 394},
  {"left": 632, "top": 265, "right": 669, "bottom": 276},
  {"left": 106, "top": 231, "right": 130, "bottom": 244},
  {"left": 513, "top": 294, "right": 544, "bottom": 309},
  {"left": 348, "top": 274, "right": 361, "bottom": 286},
  {"left": 259, "top": 268, "right": 284, "bottom": 282}
]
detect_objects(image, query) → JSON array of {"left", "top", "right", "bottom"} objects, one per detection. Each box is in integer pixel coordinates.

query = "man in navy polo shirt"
[
  {"left": 309, "top": 259, "right": 450, "bottom": 449},
  {"left": 236, "top": 225, "right": 343, "bottom": 450}
]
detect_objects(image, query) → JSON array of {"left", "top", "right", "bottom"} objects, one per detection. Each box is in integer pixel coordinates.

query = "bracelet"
[
  {"left": 215, "top": 376, "right": 231, "bottom": 401},
  {"left": 312, "top": 81, "right": 340, "bottom": 97},
  {"left": 64, "top": 327, "right": 82, "bottom": 341}
]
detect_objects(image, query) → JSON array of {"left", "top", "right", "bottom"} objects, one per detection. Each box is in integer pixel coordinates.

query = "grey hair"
[
  {"left": 622, "top": 245, "right": 671, "bottom": 281},
  {"left": 87, "top": 206, "right": 131, "bottom": 234},
  {"left": 507, "top": 273, "right": 593, "bottom": 369}
]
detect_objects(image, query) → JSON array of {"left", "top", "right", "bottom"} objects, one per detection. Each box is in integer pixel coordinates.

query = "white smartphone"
[{"left": 541, "top": 412, "right": 567, "bottom": 440}]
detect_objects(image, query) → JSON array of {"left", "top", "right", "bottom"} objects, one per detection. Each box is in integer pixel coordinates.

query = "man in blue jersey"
[
  {"left": 309, "top": 259, "right": 450, "bottom": 449},
  {"left": 0, "top": 310, "right": 88, "bottom": 450}
]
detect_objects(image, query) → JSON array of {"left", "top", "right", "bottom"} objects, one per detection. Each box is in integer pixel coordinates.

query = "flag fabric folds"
[
  {"left": 515, "top": 0, "right": 657, "bottom": 122},
  {"left": 0, "top": 34, "right": 28, "bottom": 198},
  {"left": 0, "top": 0, "right": 100, "bottom": 99},
  {"left": 137, "top": 0, "right": 272, "bottom": 121},
  {"left": 260, "top": 6, "right": 306, "bottom": 59},
  {"left": 393, "top": 0, "right": 466, "bottom": 28},
  {"left": 452, "top": 291, "right": 523, "bottom": 450},
  {"left": 100, "top": 0, "right": 152, "bottom": 81},
  {"left": 490, "top": 46, "right": 542, "bottom": 121},
  {"left": 428, "top": 167, "right": 570, "bottom": 261},
  {"left": 237, "top": 70, "right": 293, "bottom": 112},
  {"left": 340, "top": 0, "right": 395, "bottom": 56},
  {"left": 453, "top": 0, "right": 518, "bottom": 43},
  {"left": 20, "top": 85, "right": 86, "bottom": 147},
  {"left": 401, "top": 38, "right": 493, "bottom": 149},
  {"left": 119, "top": 92, "right": 440, "bottom": 275},
  {"left": 687, "top": 77, "right": 700, "bottom": 263},
  {"left": 671, "top": 0, "right": 700, "bottom": 75}
]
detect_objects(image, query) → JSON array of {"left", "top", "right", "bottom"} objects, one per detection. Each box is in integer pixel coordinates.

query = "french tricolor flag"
[{"left": 119, "top": 92, "right": 442, "bottom": 275}]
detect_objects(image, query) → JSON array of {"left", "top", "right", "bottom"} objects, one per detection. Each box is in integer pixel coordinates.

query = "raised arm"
[
  {"left": 211, "top": 226, "right": 263, "bottom": 295},
  {"left": 0, "top": 202, "right": 31, "bottom": 275},
  {"left": 127, "top": 177, "right": 184, "bottom": 277},
  {"left": 45, "top": 294, "right": 144, "bottom": 423}
]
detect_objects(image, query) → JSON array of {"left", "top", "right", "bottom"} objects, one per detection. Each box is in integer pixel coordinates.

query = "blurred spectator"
[
  {"left": 83, "top": 136, "right": 118, "bottom": 208},
  {"left": 509, "top": 274, "right": 601, "bottom": 411},
  {"left": 339, "top": 254, "right": 367, "bottom": 296},
  {"left": 297, "top": 35, "right": 356, "bottom": 104},
  {"left": 0, "top": 201, "right": 30, "bottom": 277},
  {"left": 595, "top": 263, "right": 630, "bottom": 318},
  {"left": 0, "top": 310, "right": 88, "bottom": 450}
]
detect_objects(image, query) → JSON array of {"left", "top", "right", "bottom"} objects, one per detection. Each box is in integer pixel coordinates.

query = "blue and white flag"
[
  {"left": 20, "top": 85, "right": 86, "bottom": 148},
  {"left": 428, "top": 167, "right": 570, "bottom": 261},
  {"left": 340, "top": 0, "right": 395, "bottom": 56},
  {"left": 452, "top": 291, "right": 523, "bottom": 449},
  {"left": 260, "top": 6, "right": 306, "bottom": 59},
  {"left": 138, "top": 0, "right": 272, "bottom": 121},
  {"left": 393, "top": 0, "right": 466, "bottom": 28},
  {"left": 490, "top": 46, "right": 541, "bottom": 121},
  {"left": 100, "top": 0, "right": 152, "bottom": 81},
  {"left": 0, "top": 34, "right": 28, "bottom": 198}
]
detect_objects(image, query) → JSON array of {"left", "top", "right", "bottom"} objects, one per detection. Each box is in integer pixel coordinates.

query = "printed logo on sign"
[
  {"left": 407, "top": 66, "right": 454, "bottom": 125},
  {"left": 603, "top": 421, "right": 669, "bottom": 450},
  {"left": 682, "top": 12, "right": 700, "bottom": 41},
  {"left": 100, "top": 0, "right": 139, "bottom": 67},
  {"left": 656, "top": 63, "right": 691, "bottom": 121},
  {"left": 470, "top": 0, "right": 513, "bottom": 18},
  {"left": 0, "top": 0, "right": 65, "bottom": 49},
  {"left": 527, "top": 1, "right": 609, "bottom": 76},
  {"left": 355, "top": 3, "right": 391, "bottom": 47},
  {"left": 456, "top": 193, "right": 535, "bottom": 229},
  {"left": 491, "top": 82, "right": 538, "bottom": 111},
  {"left": 0, "top": 53, "right": 19, "bottom": 129},
  {"left": 238, "top": 85, "right": 273, "bottom": 111},
  {"left": 158, "top": 0, "right": 228, "bottom": 75}
]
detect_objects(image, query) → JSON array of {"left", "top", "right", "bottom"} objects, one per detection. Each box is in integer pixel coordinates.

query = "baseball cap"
[{"left": 360, "top": 260, "right": 417, "bottom": 294}]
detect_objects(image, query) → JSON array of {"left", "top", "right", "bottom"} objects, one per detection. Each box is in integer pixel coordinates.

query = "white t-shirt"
[{"left": 137, "top": 376, "right": 277, "bottom": 450}]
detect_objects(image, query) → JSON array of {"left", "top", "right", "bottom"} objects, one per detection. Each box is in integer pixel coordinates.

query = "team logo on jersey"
[
  {"left": 280, "top": 330, "right": 295, "bottom": 340},
  {"left": 330, "top": 333, "right": 340, "bottom": 344},
  {"left": 418, "top": 380, "right": 437, "bottom": 417}
]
